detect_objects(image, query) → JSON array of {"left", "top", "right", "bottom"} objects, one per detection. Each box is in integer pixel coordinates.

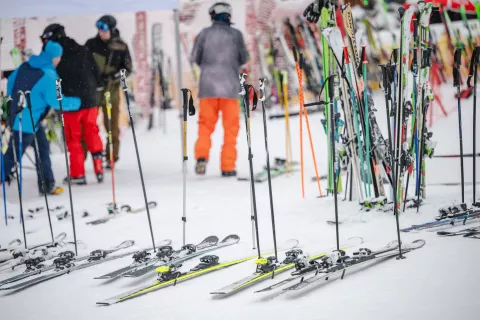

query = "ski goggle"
[{"left": 96, "top": 20, "right": 110, "bottom": 31}]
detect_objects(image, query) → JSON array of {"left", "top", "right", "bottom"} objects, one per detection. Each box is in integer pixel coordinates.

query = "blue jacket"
[{"left": 7, "top": 52, "right": 81, "bottom": 134}]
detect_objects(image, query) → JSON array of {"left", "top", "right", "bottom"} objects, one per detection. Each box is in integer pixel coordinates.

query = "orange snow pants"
[{"left": 194, "top": 98, "right": 240, "bottom": 172}]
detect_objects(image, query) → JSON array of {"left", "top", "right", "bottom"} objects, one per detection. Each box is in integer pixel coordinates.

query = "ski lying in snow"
[
  {"left": 0, "top": 239, "right": 22, "bottom": 252},
  {"left": 212, "top": 237, "right": 363, "bottom": 295},
  {"left": 0, "top": 232, "right": 67, "bottom": 266},
  {"left": 401, "top": 209, "right": 480, "bottom": 232},
  {"left": 0, "top": 240, "right": 137, "bottom": 291},
  {"left": 282, "top": 240, "right": 426, "bottom": 292},
  {"left": 86, "top": 202, "right": 157, "bottom": 225},
  {"left": 237, "top": 158, "right": 298, "bottom": 182},
  {"left": 96, "top": 239, "right": 298, "bottom": 306},
  {"left": 437, "top": 226, "right": 480, "bottom": 237},
  {"left": 120, "top": 235, "right": 246, "bottom": 278},
  {"left": 95, "top": 236, "right": 219, "bottom": 280},
  {"left": 0, "top": 239, "right": 170, "bottom": 287}
]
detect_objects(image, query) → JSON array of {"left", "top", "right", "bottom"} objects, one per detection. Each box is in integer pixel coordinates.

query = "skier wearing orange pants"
[{"left": 191, "top": 2, "right": 248, "bottom": 176}]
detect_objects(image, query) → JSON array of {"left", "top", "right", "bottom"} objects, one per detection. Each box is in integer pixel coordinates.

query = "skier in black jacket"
[{"left": 41, "top": 24, "right": 105, "bottom": 185}]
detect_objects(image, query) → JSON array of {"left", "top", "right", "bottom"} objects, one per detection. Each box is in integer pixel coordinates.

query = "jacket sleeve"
[
  {"left": 7, "top": 68, "right": 19, "bottom": 96},
  {"left": 237, "top": 31, "right": 249, "bottom": 66},
  {"left": 191, "top": 30, "right": 206, "bottom": 66},
  {"left": 42, "top": 73, "right": 81, "bottom": 112},
  {"left": 121, "top": 44, "right": 133, "bottom": 78}
]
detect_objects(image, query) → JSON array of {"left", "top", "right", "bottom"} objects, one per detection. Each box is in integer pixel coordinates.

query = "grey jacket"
[{"left": 191, "top": 21, "right": 249, "bottom": 99}]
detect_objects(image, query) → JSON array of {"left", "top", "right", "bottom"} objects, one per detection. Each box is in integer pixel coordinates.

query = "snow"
[{"left": 0, "top": 84, "right": 479, "bottom": 320}]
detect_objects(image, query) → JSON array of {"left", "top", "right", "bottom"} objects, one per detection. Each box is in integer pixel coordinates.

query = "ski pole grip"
[
  {"left": 181, "top": 88, "right": 189, "bottom": 121},
  {"left": 453, "top": 48, "right": 462, "bottom": 87},
  {"left": 361, "top": 46, "right": 367, "bottom": 64},
  {"left": 299, "top": 53, "right": 305, "bottom": 70},
  {"left": 120, "top": 69, "right": 128, "bottom": 92},
  {"left": 292, "top": 46, "right": 298, "bottom": 62},
  {"left": 239, "top": 73, "right": 247, "bottom": 96},
  {"left": 413, "top": 19, "right": 418, "bottom": 45},
  {"left": 55, "top": 79, "right": 62, "bottom": 101},
  {"left": 392, "top": 48, "right": 399, "bottom": 64},
  {"left": 380, "top": 65, "right": 388, "bottom": 90},
  {"left": 24, "top": 91, "right": 32, "bottom": 110},
  {"left": 259, "top": 78, "right": 267, "bottom": 102},
  {"left": 16, "top": 90, "right": 26, "bottom": 114}
]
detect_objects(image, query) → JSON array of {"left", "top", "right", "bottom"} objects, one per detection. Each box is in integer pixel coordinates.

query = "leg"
[
  {"left": 63, "top": 110, "right": 86, "bottom": 178},
  {"left": 2, "top": 131, "right": 32, "bottom": 182},
  {"left": 219, "top": 98, "right": 240, "bottom": 172},
  {"left": 34, "top": 127, "right": 55, "bottom": 190},
  {"left": 82, "top": 108, "right": 104, "bottom": 175},
  {"left": 194, "top": 98, "right": 219, "bottom": 162},
  {"left": 80, "top": 125, "right": 88, "bottom": 161}
]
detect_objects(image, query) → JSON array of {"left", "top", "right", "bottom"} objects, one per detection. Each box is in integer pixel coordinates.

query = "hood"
[
  {"left": 57, "top": 37, "right": 81, "bottom": 53},
  {"left": 28, "top": 51, "right": 54, "bottom": 69}
]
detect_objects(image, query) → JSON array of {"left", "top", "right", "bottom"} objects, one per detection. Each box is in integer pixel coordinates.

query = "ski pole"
[
  {"left": 18, "top": 93, "right": 23, "bottom": 225},
  {"left": 180, "top": 87, "right": 195, "bottom": 246},
  {"left": 239, "top": 73, "right": 261, "bottom": 258},
  {"left": 12, "top": 93, "right": 27, "bottom": 249},
  {"left": 259, "top": 78, "right": 278, "bottom": 262},
  {"left": 104, "top": 91, "right": 116, "bottom": 215},
  {"left": 25, "top": 91, "right": 54, "bottom": 243},
  {"left": 453, "top": 48, "right": 465, "bottom": 204},
  {"left": 0, "top": 108, "right": 7, "bottom": 226},
  {"left": 281, "top": 70, "right": 292, "bottom": 175},
  {"left": 119, "top": 70, "right": 157, "bottom": 252},
  {"left": 55, "top": 79, "right": 78, "bottom": 256},
  {"left": 468, "top": 46, "right": 479, "bottom": 205}
]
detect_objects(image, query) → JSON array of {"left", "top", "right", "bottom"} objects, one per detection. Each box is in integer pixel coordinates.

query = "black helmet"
[
  {"left": 40, "top": 23, "right": 66, "bottom": 42},
  {"left": 96, "top": 15, "right": 117, "bottom": 32}
]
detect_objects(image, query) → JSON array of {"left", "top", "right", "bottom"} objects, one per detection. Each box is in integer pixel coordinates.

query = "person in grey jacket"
[{"left": 191, "top": 2, "right": 248, "bottom": 177}]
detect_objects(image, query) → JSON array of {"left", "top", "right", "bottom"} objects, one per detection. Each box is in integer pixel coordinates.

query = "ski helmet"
[
  {"left": 208, "top": 2, "right": 232, "bottom": 19},
  {"left": 40, "top": 23, "right": 66, "bottom": 42},
  {"left": 96, "top": 15, "right": 117, "bottom": 32}
]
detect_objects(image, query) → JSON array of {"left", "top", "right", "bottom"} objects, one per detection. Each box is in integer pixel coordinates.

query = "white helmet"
[{"left": 209, "top": 2, "right": 232, "bottom": 18}]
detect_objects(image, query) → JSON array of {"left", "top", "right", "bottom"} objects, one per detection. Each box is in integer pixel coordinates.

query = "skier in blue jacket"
[{"left": 3, "top": 40, "right": 81, "bottom": 195}]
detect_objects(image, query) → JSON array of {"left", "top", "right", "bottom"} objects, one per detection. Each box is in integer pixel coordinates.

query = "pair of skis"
[
  {"left": 86, "top": 201, "right": 157, "bottom": 226},
  {"left": 96, "top": 239, "right": 298, "bottom": 305},
  {"left": 401, "top": 209, "right": 480, "bottom": 232},
  {"left": 0, "top": 239, "right": 143, "bottom": 291}
]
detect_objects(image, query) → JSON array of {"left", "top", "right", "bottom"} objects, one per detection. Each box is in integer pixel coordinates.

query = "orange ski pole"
[{"left": 293, "top": 47, "right": 305, "bottom": 197}]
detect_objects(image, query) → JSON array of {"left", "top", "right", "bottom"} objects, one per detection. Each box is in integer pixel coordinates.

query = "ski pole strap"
[
  {"left": 453, "top": 48, "right": 462, "bottom": 88},
  {"left": 467, "top": 46, "right": 480, "bottom": 88}
]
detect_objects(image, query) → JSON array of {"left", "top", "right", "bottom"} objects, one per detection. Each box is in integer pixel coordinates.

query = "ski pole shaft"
[
  {"left": 120, "top": 70, "right": 156, "bottom": 252},
  {"left": 104, "top": 91, "right": 116, "bottom": 214},
  {"left": 25, "top": 91, "right": 54, "bottom": 243},
  {"left": 292, "top": 47, "right": 305, "bottom": 198},
  {"left": 0, "top": 109, "right": 7, "bottom": 226},
  {"left": 259, "top": 78, "right": 278, "bottom": 261},
  {"left": 453, "top": 48, "right": 465, "bottom": 203},
  {"left": 55, "top": 80, "right": 78, "bottom": 256},
  {"left": 13, "top": 92, "right": 27, "bottom": 249}
]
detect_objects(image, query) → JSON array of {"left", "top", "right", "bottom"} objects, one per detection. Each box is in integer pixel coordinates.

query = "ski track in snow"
[{"left": 0, "top": 84, "right": 479, "bottom": 319}]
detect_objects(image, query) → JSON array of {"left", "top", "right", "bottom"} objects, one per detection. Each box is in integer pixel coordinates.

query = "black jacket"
[
  {"left": 85, "top": 30, "right": 132, "bottom": 85},
  {"left": 55, "top": 37, "right": 101, "bottom": 109}
]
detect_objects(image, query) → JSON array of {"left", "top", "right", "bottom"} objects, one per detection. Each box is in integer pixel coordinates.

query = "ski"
[
  {"left": 0, "top": 240, "right": 136, "bottom": 291},
  {"left": 237, "top": 158, "right": 299, "bottom": 182},
  {"left": 86, "top": 202, "right": 157, "bottom": 225},
  {"left": 97, "top": 239, "right": 298, "bottom": 306},
  {"left": 437, "top": 226, "right": 480, "bottom": 237},
  {"left": 401, "top": 209, "right": 480, "bottom": 232},
  {"left": 95, "top": 235, "right": 219, "bottom": 280},
  {"left": 282, "top": 239, "right": 425, "bottom": 292},
  {"left": 212, "top": 237, "right": 363, "bottom": 295}
]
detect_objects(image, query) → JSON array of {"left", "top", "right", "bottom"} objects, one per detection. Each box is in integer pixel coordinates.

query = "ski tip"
[
  {"left": 220, "top": 234, "right": 240, "bottom": 244},
  {"left": 96, "top": 302, "right": 112, "bottom": 306},
  {"left": 210, "top": 292, "right": 226, "bottom": 295}
]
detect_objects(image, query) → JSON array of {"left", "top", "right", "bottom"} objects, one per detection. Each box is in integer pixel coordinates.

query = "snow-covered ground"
[{"left": 0, "top": 84, "right": 479, "bottom": 320}]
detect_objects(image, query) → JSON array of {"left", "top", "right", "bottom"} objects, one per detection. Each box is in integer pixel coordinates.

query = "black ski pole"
[
  {"left": 468, "top": 47, "right": 479, "bottom": 206},
  {"left": 380, "top": 62, "right": 403, "bottom": 259},
  {"left": 180, "top": 88, "right": 195, "bottom": 246},
  {"left": 453, "top": 48, "right": 465, "bottom": 204},
  {"left": 239, "top": 73, "right": 261, "bottom": 258},
  {"left": 259, "top": 78, "right": 278, "bottom": 262},
  {"left": 55, "top": 80, "right": 78, "bottom": 256},
  {"left": 25, "top": 91, "right": 54, "bottom": 243},
  {"left": 7, "top": 95, "right": 27, "bottom": 249},
  {"left": 119, "top": 70, "right": 156, "bottom": 252}
]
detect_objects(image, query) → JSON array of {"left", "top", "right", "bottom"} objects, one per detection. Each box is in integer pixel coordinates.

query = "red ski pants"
[
  {"left": 194, "top": 98, "right": 240, "bottom": 172},
  {"left": 64, "top": 108, "right": 104, "bottom": 177}
]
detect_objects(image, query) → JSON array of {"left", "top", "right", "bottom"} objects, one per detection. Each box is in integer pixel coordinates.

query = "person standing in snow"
[
  {"left": 3, "top": 41, "right": 81, "bottom": 195},
  {"left": 192, "top": 2, "right": 249, "bottom": 177},
  {"left": 85, "top": 15, "right": 132, "bottom": 168},
  {"left": 40, "top": 23, "right": 105, "bottom": 185}
]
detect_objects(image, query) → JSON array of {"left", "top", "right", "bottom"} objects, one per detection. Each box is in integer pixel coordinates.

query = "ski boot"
[
  {"left": 156, "top": 264, "right": 182, "bottom": 281},
  {"left": 195, "top": 158, "right": 207, "bottom": 175},
  {"left": 93, "top": 152, "right": 104, "bottom": 183},
  {"left": 221, "top": 170, "right": 237, "bottom": 177},
  {"left": 255, "top": 256, "right": 277, "bottom": 274},
  {"left": 39, "top": 182, "right": 64, "bottom": 196},
  {"left": 63, "top": 175, "right": 87, "bottom": 186},
  {"left": 132, "top": 250, "right": 151, "bottom": 264},
  {"left": 191, "top": 255, "right": 219, "bottom": 271},
  {"left": 156, "top": 246, "right": 174, "bottom": 261}
]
